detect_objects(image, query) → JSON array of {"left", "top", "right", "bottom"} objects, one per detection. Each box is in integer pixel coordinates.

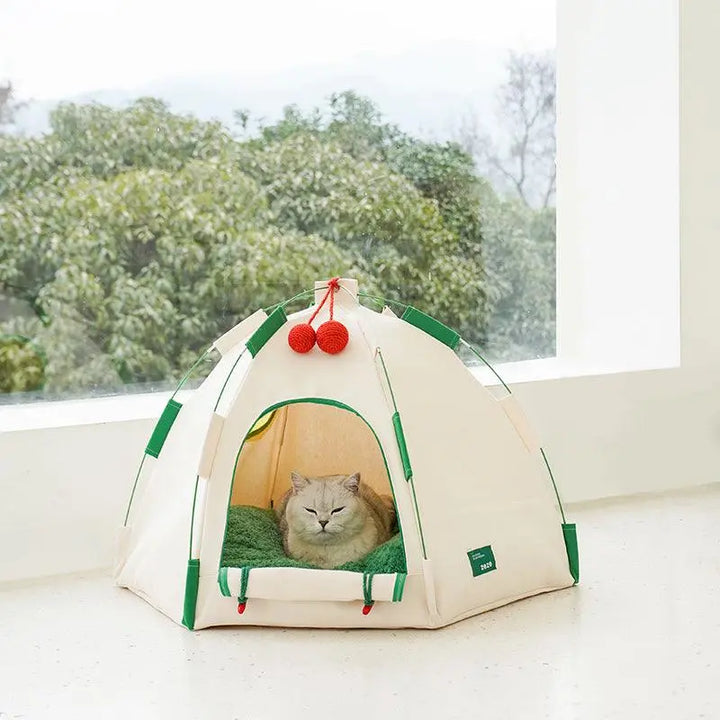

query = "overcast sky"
[{"left": 1, "top": 0, "right": 555, "bottom": 100}]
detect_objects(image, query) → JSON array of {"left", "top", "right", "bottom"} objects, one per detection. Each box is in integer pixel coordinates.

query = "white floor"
[{"left": 1, "top": 485, "right": 719, "bottom": 720}]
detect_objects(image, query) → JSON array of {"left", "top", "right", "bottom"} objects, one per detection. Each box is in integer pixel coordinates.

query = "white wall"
[
  {"left": 0, "top": 419, "right": 152, "bottom": 582},
  {"left": 516, "top": 0, "right": 717, "bottom": 500},
  {"left": 2, "top": 0, "right": 718, "bottom": 584},
  {"left": 557, "top": 0, "right": 680, "bottom": 374}
]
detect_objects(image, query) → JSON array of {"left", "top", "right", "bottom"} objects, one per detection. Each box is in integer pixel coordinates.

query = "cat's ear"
[
  {"left": 343, "top": 472, "right": 361, "bottom": 495},
  {"left": 291, "top": 471, "right": 309, "bottom": 493}
]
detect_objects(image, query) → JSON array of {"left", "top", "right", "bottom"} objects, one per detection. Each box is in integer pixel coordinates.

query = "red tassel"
[
  {"left": 237, "top": 601, "right": 247, "bottom": 614},
  {"left": 362, "top": 604, "right": 373, "bottom": 615}
]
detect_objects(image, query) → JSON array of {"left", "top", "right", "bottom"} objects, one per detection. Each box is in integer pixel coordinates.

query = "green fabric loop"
[
  {"left": 218, "top": 567, "right": 231, "bottom": 597},
  {"left": 238, "top": 566, "right": 251, "bottom": 603},
  {"left": 392, "top": 573, "right": 407, "bottom": 602},
  {"left": 362, "top": 572, "right": 374, "bottom": 606}
]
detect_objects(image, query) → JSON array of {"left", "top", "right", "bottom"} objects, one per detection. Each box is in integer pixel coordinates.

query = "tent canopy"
[{"left": 115, "top": 278, "right": 578, "bottom": 630}]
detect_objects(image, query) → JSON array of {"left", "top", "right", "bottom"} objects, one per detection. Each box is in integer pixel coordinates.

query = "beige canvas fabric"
[
  {"left": 115, "top": 278, "right": 575, "bottom": 629},
  {"left": 231, "top": 403, "right": 393, "bottom": 508}
]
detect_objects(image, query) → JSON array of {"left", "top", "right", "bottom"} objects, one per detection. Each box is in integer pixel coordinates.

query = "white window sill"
[
  {"left": 471, "top": 352, "right": 679, "bottom": 388},
  {"left": 0, "top": 390, "right": 191, "bottom": 433},
  {"left": 0, "top": 351, "right": 680, "bottom": 434}
]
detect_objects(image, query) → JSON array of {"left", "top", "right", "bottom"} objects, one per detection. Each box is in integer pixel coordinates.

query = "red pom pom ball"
[
  {"left": 316, "top": 320, "right": 349, "bottom": 354},
  {"left": 288, "top": 323, "right": 316, "bottom": 353}
]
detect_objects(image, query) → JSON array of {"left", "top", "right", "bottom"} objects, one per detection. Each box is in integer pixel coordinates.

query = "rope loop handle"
[{"left": 307, "top": 277, "right": 341, "bottom": 326}]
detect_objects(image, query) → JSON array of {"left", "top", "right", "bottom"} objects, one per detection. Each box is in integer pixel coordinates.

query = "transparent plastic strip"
[
  {"left": 541, "top": 447, "right": 567, "bottom": 524},
  {"left": 458, "top": 339, "right": 511, "bottom": 395}
]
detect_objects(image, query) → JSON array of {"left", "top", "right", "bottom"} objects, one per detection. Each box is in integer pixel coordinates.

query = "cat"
[{"left": 276, "top": 471, "right": 396, "bottom": 569}]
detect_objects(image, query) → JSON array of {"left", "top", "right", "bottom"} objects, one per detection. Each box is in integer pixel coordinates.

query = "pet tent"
[{"left": 115, "top": 278, "right": 579, "bottom": 629}]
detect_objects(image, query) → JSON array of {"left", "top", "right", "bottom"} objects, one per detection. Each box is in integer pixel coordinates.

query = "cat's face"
[{"left": 285, "top": 472, "right": 366, "bottom": 544}]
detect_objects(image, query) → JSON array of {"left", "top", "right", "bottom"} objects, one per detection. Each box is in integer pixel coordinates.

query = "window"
[{"left": 0, "top": 0, "right": 557, "bottom": 406}]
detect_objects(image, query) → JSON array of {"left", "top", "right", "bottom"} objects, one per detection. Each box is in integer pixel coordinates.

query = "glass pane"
[{"left": 1, "top": 0, "right": 556, "bottom": 404}]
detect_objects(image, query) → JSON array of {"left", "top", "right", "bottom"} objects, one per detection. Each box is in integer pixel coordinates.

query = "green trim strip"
[
  {"left": 145, "top": 399, "right": 183, "bottom": 458},
  {"left": 459, "top": 339, "right": 511, "bottom": 394},
  {"left": 540, "top": 449, "right": 577, "bottom": 582},
  {"left": 374, "top": 348, "right": 427, "bottom": 564},
  {"left": 376, "top": 349, "right": 399, "bottom": 412},
  {"left": 562, "top": 523, "right": 580, "bottom": 584},
  {"left": 212, "top": 347, "right": 249, "bottom": 413},
  {"left": 125, "top": 346, "right": 213, "bottom": 528},
  {"left": 409, "top": 478, "right": 428, "bottom": 560},
  {"left": 401, "top": 306, "right": 460, "bottom": 350},
  {"left": 392, "top": 573, "right": 407, "bottom": 602},
  {"left": 173, "top": 346, "right": 213, "bottom": 397},
  {"left": 362, "top": 572, "right": 374, "bottom": 606},
  {"left": 187, "top": 475, "right": 201, "bottom": 557},
  {"left": 181, "top": 559, "right": 200, "bottom": 630},
  {"left": 392, "top": 412, "right": 413, "bottom": 481},
  {"left": 239, "top": 566, "right": 251, "bottom": 602},
  {"left": 246, "top": 307, "right": 287, "bottom": 357},
  {"left": 540, "top": 448, "right": 567, "bottom": 524},
  {"left": 218, "top": 567, "right": 231, "bottom": 597},
  {"left": 123, "top": 454, "right": 147, "bottom": 526}
]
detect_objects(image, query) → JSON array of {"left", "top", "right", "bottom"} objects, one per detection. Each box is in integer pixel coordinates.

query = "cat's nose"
[{"left": 319, "top": 520, "right": 329, "bottom": 529}]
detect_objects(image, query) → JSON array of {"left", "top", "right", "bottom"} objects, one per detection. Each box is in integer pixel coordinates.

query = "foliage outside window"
[{"left": 0, "top": 53, "right": 556, "bottom": 404}]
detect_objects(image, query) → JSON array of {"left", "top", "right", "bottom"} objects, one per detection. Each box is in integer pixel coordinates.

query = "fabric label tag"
[{"left": 467, "top": 545, "right": 497, "bottom": 577}]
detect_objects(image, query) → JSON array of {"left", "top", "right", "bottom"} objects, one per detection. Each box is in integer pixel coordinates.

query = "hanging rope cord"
[
  {"left": 306, "top": 277, "right": 340, "bottom": 325},
  {"left": 362, "top": 572, "right": 374, "bottom": 613}
]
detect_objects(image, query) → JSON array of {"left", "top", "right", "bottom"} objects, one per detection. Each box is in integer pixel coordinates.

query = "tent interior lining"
[
  {"left": 222, "top": 401, "right": 404, "bottom": 571},
  {"left": 229, "top": 401, "right": 395, "bottom": 508}
]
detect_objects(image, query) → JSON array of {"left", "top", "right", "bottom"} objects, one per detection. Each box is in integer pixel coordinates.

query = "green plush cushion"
[{"left": 221, "top": 505, "right": 407, "bottom": 574}]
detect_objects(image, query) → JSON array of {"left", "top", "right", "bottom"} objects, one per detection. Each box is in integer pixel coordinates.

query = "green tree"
[
  {"left": 459, "top": 52, "right": 556, "bottom": 209},
  {"left": 0, "top": 82, "right": 22, "bottom": 133},
  {"left": 1, "top": 81, "right": 558, "bottom": 399},
  {"left": 456, "top": 52, "right": 557, "bottom": 360},
  {"left": 242, "top": 91, "right": 489, "bottom": 340},
  {"left": 0, "top": 96, "right": 489, "bottom": 397},
  {"left": 479, "top": 189, "right": 555, "bottom": 360}
]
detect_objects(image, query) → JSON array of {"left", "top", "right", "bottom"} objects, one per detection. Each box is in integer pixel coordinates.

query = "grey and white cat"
[{"left": 276, "top": 471, "right": 395, "bottom": 569}]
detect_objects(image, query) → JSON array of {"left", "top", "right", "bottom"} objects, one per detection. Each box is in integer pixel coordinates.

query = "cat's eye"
[
  {"left": 304, "top": 507, "right": 317, "bottom": 515},
  {"left": 331, "top": 507, "right": 345, "bottom": 514}
]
